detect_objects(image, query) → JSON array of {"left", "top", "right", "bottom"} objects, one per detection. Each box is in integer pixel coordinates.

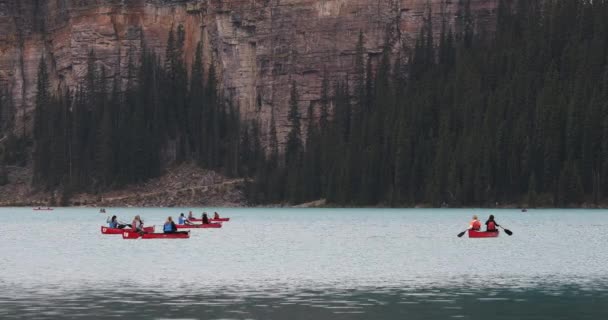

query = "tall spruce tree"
[
  {"left": 190, "top": 42, "right": 205, "bottom": 159},
  {"left": 285, "top": 81, "right": 303, "bottom": 203},
  {"left": 32, "top": 55, "right": 51, "bottom": 186}
]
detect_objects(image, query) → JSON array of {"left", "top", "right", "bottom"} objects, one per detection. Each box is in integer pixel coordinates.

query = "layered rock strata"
[{"left": 0, "top": 0, "right": 497, "bottom": 141}]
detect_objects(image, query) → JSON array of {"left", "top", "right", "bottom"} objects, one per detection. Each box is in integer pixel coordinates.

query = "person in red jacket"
[
  {"left": 469, "top": 215, "right": 481, "bottom": 231},
  {"left": 485, "top": 215, "right": 500, "bottom": 232}
]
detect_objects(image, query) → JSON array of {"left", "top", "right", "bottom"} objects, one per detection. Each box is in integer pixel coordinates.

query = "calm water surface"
[{"left": 1, "top": 207, "right": 607, "bottom": 319}]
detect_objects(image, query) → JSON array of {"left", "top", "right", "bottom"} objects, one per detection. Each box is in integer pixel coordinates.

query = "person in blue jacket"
[
  {"left": 163, "top": 217, "right": 178, "bottom": 233},
  {"left": 178, "top": 213, "right": 193, "bottom": 225},
  {"left": 163, "top": 216, "right": 188, "bottom": 234},
  {"left": 107, "top": 215, "right": 130, "bottom": 229}
]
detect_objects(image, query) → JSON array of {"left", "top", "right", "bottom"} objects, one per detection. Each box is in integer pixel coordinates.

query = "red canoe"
[
  {"left": 101, "top": 226, "right": 155, "bottom": 234},
  {"left": 176, "top": 223, "right": 222, "bottom": 229},
  {"left": 189, "top": 218, "right": 230, "bottom": 222},
  {"left": 122, "top": 231, "right": 190, "bottom": 239},
  {"left": 468, "top": 230, "right": 499, "bottom": 238}
]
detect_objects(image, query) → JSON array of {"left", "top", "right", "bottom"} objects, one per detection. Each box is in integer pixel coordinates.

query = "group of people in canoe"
[
  {"left": 178, "top": 211, "right": 220, "bottom": 225},
  {"left": 107, "top": 215, "right": 145, "bottom": 231},
  {"left": 107, "top": 211, "right": 223, "bottom": 234},
  {"left": 468, "top": 214, "right": 500, "bottom": 232}
]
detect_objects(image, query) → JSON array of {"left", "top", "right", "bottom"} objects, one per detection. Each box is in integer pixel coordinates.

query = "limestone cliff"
[{"left": 0, "top": 0, "right": 497, "bottom": 140}]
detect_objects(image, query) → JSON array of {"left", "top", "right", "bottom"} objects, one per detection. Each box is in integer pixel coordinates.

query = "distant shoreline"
[
  {"left": 4, "top": 165, "right": 606, "bottom": 210},
  {"left": 3, "top": 200, "right": 607, "bottom": 210}
]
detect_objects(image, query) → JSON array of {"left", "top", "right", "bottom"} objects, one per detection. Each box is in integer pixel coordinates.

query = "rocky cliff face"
[{"left": 0, "top": 0, "right": 497, "bottom": 140}]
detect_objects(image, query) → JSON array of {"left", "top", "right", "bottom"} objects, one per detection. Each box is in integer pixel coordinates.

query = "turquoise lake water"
[{"left": 1, "top": 207, "right": 607, "bottom": 319}]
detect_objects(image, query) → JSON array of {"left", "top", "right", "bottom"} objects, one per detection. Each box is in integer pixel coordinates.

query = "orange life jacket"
[{"left": 470, "top": 220, "right": 481, "bottom": 230}]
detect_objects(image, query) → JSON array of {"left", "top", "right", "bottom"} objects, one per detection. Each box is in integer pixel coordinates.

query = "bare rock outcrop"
[
  {"left": 0, "top": 162, "right": 245, "bottom": 207},
  {"left": 0, "top": 0, "right": 498, "bottom": 142},
  {"left": 70, "top": 163, "right": 245, "bottom": 207}
]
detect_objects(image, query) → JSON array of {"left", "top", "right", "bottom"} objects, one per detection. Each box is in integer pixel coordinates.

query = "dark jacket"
[{"left": 485, "top": 219, "right": 500, "bottom": 231}]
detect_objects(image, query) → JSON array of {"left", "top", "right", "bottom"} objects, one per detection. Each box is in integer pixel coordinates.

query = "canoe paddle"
[
  {"left": 457, "top": 229, "right": 468, "bottom": 237},
  {"left": 499, "top": 225, "right": 513, "bottom": 236},
  {"left": 119, "top": 221, "right": 133, "bottom": 228}
]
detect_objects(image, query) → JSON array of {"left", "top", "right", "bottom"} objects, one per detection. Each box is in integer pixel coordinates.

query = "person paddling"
[
  {"left": 107, "top": 215, "right": 119, "bottom": 228},
  {"left": 485, "top": 214, "right": 500, "bottom": 232},
  {"left": 107, "top": 215, "right": 129, "bottom": 229},
  {"left": 163, "top": 216, "right": 188, "bottom": 234},
  {"left": 469, "top": 215, "right": 481, "bottom": 231},
  {"left": 187, "top": 211, "right": 195, "bottom": 221},
  {"left": 213, "top": 212, "right": 220, "bottom": 219},
  {"left": 163, "top": 217, "right": 178, "bottom": 234},
  {"left": 178, "top": 213, "right": 192, "bottom": 225},
  {"left": 202, "top": 213, "right": 210, "bottom": 224},
  {"left": 131, "top": 215, "right": 145, "bottom": 234}
]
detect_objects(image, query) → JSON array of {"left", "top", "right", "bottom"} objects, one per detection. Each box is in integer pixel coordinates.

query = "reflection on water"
[
  {"left": 1, "top": 207, "right": 608, "bottom": 319},
  {"left": 2, "top": 284, "right": 608, "bottom": 319}
]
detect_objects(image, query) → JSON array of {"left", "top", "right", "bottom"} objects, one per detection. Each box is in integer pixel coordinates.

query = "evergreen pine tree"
[
  {"left": 190, "top": 42, "right": 205, "bottom": 159},
  {"left": 32, "top": 55, "right": 51, "bottom": 186},
  {"left": 285, "top": 81, "right": 303, "bottom": 203}
]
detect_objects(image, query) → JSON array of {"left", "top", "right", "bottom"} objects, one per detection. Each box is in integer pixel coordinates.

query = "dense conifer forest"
[
  {"left": 1, "top": 26, "right": 243, "bottom": 199},
  {"left": 1, "top": 0, "right": 608, "bottom": 207}
]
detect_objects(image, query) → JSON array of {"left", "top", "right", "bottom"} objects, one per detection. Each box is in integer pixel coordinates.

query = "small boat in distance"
[
  {"left": 521, "top": 208, "right": 528, "bottom": 212},
  {"left": 33, "top": 207, "right": 53, "bottom": 211},
  {"left": 99, "top": 208, "right": 106, "bottom": 213}
]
